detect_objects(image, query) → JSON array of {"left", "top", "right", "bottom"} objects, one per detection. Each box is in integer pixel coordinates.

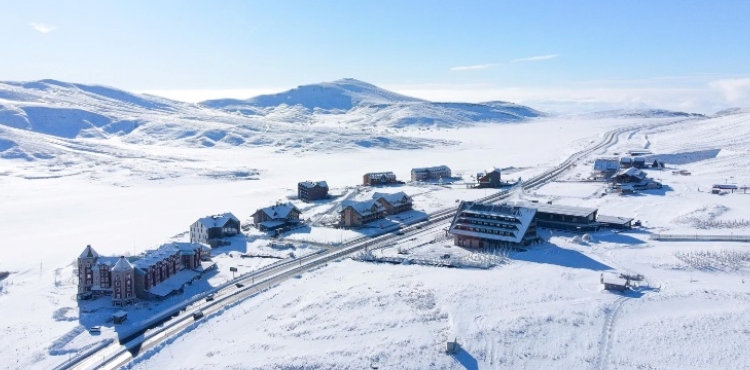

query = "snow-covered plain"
[{"left": 2, "top": 81, "right": 750, "bottom": 369}]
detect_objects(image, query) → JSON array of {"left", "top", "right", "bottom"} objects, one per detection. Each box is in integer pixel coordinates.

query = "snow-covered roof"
[
  {"left": 365, "top": 171, "right": 397, "bottom": 179},
  {"left": 342, "top": 199, "right": 385, "bottom": 217},
  {"left": 196, "top": 212, "right": 240, "bottom": 229},
  {"left": 373, "top": 191, "right": 412, "bottom": 207},
  {"left": 169, "top": 242, "right": 210, "bottom": 253},
  {"left": 593, "top": 158, "right": 620, "bottom": 171},
  {"left": 713, "top": 184, "right": 738, "bottom": 189},
  {"left": 615, "top": 167, "right": 646, "bottom": 179},
  {"left": 597, "top": 215, "right": 634, "bottom": 225},
  {"left": 449, "top": 201, "right": 537, "bottom": 244},
  {"left": 299, "top": 180, "right": 328, "bottom": 189},
  {"left": 484, "top": 167, "right": 501, "bottom": 174},
  {"left": 510, "top": 201, "right": 597, "bottom": 218},
  {"left": 112, "top": 256, "right": 134, "bottom": 272},
  {"left": 258, "top": 202, "right": 300, "bottom": 220},
  {"left": 79, "top": 245, "right": 99, "bottom": 259},
  {"left": 411, "top": 165, "right": 450, "bottom": 173}
]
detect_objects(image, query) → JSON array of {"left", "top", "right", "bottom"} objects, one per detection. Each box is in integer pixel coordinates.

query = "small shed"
[
  {"left": 601, "top": 273, "right": 629, "bottom": 292},
  {"left": 713, "top": 184, "right": 738, "bottom": 194},
  {"left": 113, "top": 310, "right": 128, "bottom": 324},
  {"left": 445, "top": 338, "right": 458, "bottom": 354}
]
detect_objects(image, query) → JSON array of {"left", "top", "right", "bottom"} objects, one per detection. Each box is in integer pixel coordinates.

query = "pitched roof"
[
  {"left": 112, "top": 256, "right": 134, "bottom": 272},
  {"left": 615, "top": 167, "right": 646, "bottom": 179},
  {"left": 342, "top": 199, "right": 385, "bottom": 217},
  {"left": 365, "top": 171, "right": 397, "bottom": 179},
  {"left": 373, "top": 191, "right": 412, "bottom": 207},
  {"left": 411, "top": 165, "right": 450, "bottom": 173},
  {"left": 257, "top": 202, "right": 300, "bottom": 219},
  {"left": 197, "top": 212, "right": 240, "bottom": 229},
  {"left": 593, "top": 158, "right": 620, "bottom": 171},
  {"left": 510, "top": 201, "right": 598, "bottom": 218},
  {"left": 299, "top": 180, "right": 329, "bottom": 189},
  {"left": 79, "top": 245, "right": 99, "bottom": 259},
  {"left": 449, "top": 201, "right": 537, "bottom": 244}
]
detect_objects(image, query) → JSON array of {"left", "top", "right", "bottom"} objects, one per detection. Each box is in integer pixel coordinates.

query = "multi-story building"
[
  {"left": 362, "top": 171, "right": 399, "bottom": 186},
  {"left": 77, "top": 243, "right": 213, "bottom": 305},
  {"left": 448, "top": 201, "right": 539, "bottom": 248},
  {"left": 340, "top": 200, "right": 387, "bottom": 227},
  {"left": 252, "top": 202, "right": 302, "bottom": 231},
  {"left": 373, "top": 192, "right": 413, "bottom": 215},
  {"left": 298, "top": 181, "right": 329, "bottom": 202},
  {"left": 411, "top": 165, "right": 451, "bottom": 181},
  {"left": 189, "top": 213, "right": 241, "bottom": 247}
]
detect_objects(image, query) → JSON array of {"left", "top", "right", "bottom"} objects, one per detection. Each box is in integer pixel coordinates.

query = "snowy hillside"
[
  {"left": 201, "top": 78, "right": 545, "bottom": 128},
  {"left": 569, "top": 109, "right": 705, "bottom": 119}
]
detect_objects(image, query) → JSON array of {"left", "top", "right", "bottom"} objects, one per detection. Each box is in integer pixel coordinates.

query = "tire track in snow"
[{"left": 596, "top": 295, "right": 630, "bottom": 370}]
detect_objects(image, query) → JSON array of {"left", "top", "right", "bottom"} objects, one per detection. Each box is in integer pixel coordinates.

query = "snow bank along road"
[{"left": 60, "top": 123, "right": 660, "bottom": 370}]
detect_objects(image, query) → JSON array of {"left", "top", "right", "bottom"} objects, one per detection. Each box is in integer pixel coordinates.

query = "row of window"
[{"left": 456, "top": 225, "right": 516, "bottom": 237}]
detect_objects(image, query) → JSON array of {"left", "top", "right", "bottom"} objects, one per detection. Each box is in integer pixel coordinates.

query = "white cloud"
[
  {"left": 30, "top": 23, "right": 56, "bottom": 34},
  {"left": 449, "top": 63, "right": 498, "bottom": 71},
  {"left": 709, "top": 78, "right": 750, "bottom": 102},
  {"left": 512, "top": 54, "right": 558, "bottom": 62}
]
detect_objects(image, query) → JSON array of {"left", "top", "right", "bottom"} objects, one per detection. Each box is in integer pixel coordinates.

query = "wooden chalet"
[
  {"left": 340, "top": 200, "right": 386, "bottom": 227},
  {"left": 475, "top": 168, "right": 502, "bottom": 188},
  {"left": 190, "top": 213, "right": 241, "bottom": 247},
  {"left": 252, "top": 202, "right": 302, "bottom": 231},
  {"left": 373, "top": 191, "right": 413, "bottom": 215}
]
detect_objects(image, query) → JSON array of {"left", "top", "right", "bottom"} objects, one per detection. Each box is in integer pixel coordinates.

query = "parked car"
[{"left": 88, "top": 326, "right": 101, "bottom": 333}]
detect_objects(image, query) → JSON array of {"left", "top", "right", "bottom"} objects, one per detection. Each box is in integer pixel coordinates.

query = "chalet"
[
  {"left": 373, "top": 191, "right": 413, "bottom": 215},
  {"left": 363, "top": 171, "right": 399, "bottom": 186},
  {"left": 411, "top": 165, "right": 451, "bottom": 181},
  {"left": 298, "top": 180, "right": 329, "bottom": 202},
  {"left": 448, "top": 201, "right": 539, "bottom": 248},
  {"left": 592, "top": 158, "right": 620, "bottom": 178},
  {"left": 77, "top": 243, "right": 215, "bottom": 305},
  {"left": 190, "top": 213, "right": 241, "bottom": 247},
  {"left": 340, "top": 200, "right": 386, "bottom": 227},
  {"left": 476, "top": 168, "right": 502, "bottom": 188},
  {"left": 252, "top": 202, "right": 302, "bottom": 231}
]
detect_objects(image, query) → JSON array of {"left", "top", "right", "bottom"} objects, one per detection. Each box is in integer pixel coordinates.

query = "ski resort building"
[
  {"left": 411, "top": 165, "right": 451, "bottom": 181},
  {"left": 362, "top": 171, "right": 399, "bottom": 186},
  {"left": 448, "top": 201, "right": 539, "bottom": 248},
  {"left": 340, "top": 200, "right": 387, "bottom": 227},
  {"left": 77, "top": 243, "right": 214, "bottom": 305},
  {"left": 189, "top": 213, "right": 241, "bottom": 247},
  {"left": 252, "top": 202, "right": 302, "bottom": 231},
  {"left": 373, "top": 191, "right": 413, "bottom": 215},
  {"left": 510, "top": 201, "right": 634, "bottom": 232},
  {"left": 298, "top": 180, "right": 329, "bottom": 202}
]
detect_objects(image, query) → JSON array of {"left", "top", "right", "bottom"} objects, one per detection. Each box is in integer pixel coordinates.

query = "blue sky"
[{"left": 2, "top": 0, "right": 750, "bottom": 112}]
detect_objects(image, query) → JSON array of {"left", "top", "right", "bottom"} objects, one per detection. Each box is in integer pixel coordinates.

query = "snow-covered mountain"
[
  {"left": 200, "top": 78, "right": 546, "bottom": 127},
  {"left": 569, "top": 108, "right": 705, "bottom": 119}
]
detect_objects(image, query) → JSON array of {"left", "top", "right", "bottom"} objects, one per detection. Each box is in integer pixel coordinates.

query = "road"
[{"left": 59, "top": 126, "right": 634, "bottom": 370}]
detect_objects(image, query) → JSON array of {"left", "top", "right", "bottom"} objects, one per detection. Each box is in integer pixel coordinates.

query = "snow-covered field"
[{"left": 2, "top": 81, "right": 750, "bottom": 369}]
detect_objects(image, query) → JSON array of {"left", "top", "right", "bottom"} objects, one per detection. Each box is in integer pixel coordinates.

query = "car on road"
[
  {"left": 396, "top": 230, "right": 404, "bottom": 235},
  {"left": 235, "top": 283, "right": 245, "bottom": 288},
  {"left": 88, "top": 326, "right": 101, "bottom": 333},
  {"left": 205, "top": 293, "right": 215, "bottom": 302},
  {"left": 192, "top": 311, "right": 204, "bottom": 320}
]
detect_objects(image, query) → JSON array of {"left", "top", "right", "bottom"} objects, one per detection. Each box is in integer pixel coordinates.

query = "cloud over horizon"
[
  {"left": 449, "top": 63, "right": 498, "bottom": 71},
  {"left": 30, "top": 23, "right": 56, "bottom": 34},
  {"left": 513, "top": 54, "right": 558, "bottom": 62}
]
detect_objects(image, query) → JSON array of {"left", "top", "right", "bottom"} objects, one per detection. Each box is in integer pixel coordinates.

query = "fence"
[{"left": 650, "top": 234, "right": 750, "bottom": 242}]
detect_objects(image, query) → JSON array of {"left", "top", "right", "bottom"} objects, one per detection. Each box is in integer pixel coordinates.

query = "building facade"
[
  {"left": 363, "top": 171, "right": 399, "bottom": 186},
  {"left": 448, "top": 201, "right": 538, "bottom": 248},
  {"left": 190, "top": 213, "right": 241, "bottom": 247},
  {"left": 476, "top": 168, "right": 502, "bottom": 188},
  {"left": 373, "top": 192, "right": 413, "bottom": 215},
  {"left": 77, "top": 243, "right": 213, "bottom": 305},
  {"left": 340, "top": 200, "right": 387, "bottom": 227},
  {"left": 298, "top": 181, "right": 329, "bottom": 202},
  {"left": 411, "top": 165, "right": 451, "bottom": 181},
  {"left": 252, "top": 202, "right": 302, "bottom": 231}
]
